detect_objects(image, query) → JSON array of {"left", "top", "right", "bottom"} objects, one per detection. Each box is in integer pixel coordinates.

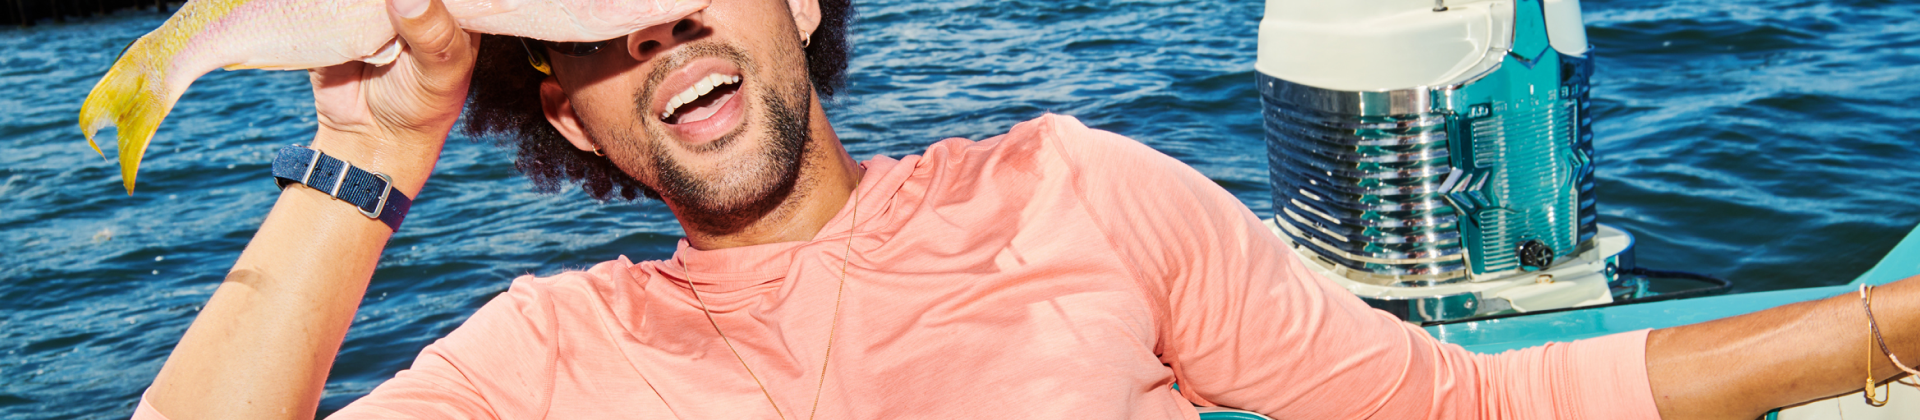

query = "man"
[{"left": 134, "top": 0, "right": 1920, "bottom": 418}]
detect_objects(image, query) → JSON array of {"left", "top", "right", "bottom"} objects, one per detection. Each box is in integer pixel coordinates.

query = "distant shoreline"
[{"left": 3, "top": 0, "right": 182, "bottom": 27}]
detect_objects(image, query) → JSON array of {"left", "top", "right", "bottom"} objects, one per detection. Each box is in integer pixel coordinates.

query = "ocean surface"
[{"left": 3, "top": 0, "right": 1918, "bottom": 417}]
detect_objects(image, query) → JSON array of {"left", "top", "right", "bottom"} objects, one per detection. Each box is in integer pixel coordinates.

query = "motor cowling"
[{"left": 1258, "top": 0, "right": 1637, "bottom": 323}]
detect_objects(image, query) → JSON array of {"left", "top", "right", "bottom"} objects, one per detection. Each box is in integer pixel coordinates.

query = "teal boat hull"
[
  {"left": 1431, "top": 223, "right": 1920, "bottom": 353},
  {"left": 1194, "top": 224, "right": 1920, "bottom": 419}
]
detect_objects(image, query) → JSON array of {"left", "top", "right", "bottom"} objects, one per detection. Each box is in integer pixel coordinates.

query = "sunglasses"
[{"left": 519, "top": 38, "right": 615, "bottom": 75}]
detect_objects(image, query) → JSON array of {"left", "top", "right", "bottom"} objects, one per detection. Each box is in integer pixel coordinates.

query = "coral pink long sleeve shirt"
[{"left": 137, "top": 114, "right": 1657, "bottom": 419}]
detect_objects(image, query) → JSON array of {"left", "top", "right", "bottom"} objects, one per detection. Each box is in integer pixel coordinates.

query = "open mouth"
[{"left": 660, "top": 73, "right": 743, "bottom": 125}]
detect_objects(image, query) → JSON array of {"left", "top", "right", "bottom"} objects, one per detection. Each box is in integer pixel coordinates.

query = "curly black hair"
[{"left": 460, "top": 1, "right": 854, "bottom": 201}]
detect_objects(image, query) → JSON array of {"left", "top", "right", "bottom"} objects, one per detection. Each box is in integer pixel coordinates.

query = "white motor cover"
[{"left": 1257, "top": 0, "right": 1588, "bottom": 92}]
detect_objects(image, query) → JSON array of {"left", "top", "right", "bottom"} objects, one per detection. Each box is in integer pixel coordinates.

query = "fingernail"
[{"left": 393, "top": 0, "right": 429, "bottom": 19}]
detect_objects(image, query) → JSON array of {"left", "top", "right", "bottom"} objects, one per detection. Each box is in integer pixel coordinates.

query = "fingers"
[{"left": 387, "top": 0, "right": 475, "bottom": 74}]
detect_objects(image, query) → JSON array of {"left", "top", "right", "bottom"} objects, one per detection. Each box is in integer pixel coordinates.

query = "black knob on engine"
[{"left": 1518, "top": 239, "right": 1555, "bottom": 270}]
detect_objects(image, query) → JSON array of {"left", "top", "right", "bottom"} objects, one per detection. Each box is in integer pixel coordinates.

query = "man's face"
[{"left": 548, "top": 0, "right": 817, "bottom": 228}]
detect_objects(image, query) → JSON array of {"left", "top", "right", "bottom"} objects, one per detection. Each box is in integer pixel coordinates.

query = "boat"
[{"left": 1194, "top": 0, "right": 1920, "bottom": 418}]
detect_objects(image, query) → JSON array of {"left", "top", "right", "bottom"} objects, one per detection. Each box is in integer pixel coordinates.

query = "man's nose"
[{"left": 628, "top": 12, "right": 708, "bottom": 62}]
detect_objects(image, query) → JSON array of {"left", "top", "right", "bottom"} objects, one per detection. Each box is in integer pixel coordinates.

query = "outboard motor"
[{"left": 1257, "top": 0, "right": 1651, "bottom": 323}]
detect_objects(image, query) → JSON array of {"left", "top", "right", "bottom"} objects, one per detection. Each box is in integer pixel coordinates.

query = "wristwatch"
[{"left": 270, "top": 145, "right": 413, "bottom": 231}]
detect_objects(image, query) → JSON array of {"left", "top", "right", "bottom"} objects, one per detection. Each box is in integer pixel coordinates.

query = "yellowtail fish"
[{"left": 79, "top": 0, "right": 708, "bottom": 194}]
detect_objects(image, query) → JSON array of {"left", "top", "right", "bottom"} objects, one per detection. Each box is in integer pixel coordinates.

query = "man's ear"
[
  {"left": 788, "top": 0, "right": 822, "bottom": 41},
  {"left": 539, "top": 77, "right": 599, "bottom": 153}
]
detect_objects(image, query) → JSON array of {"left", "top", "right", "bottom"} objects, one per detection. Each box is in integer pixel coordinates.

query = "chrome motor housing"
[
  {"left": 1262, "top": 46, "right": 1595, "bottom": 286},
  {"left": 1259, "top": 0, "right": 1622, "bottom": 322}
]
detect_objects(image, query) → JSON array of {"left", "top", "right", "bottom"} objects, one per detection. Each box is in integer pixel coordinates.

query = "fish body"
[{"left": 79, "top": 0, "right": 707, "bottom": 193}]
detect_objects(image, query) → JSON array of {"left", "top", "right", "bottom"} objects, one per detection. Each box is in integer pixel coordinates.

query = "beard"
[{"left": 603, "top": 42, "right": 814, "bottom": 233}]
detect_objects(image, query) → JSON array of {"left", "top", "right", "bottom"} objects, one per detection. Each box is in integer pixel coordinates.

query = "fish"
[{"left": 78, "top": 0, "right": 708, "bottom": 194}]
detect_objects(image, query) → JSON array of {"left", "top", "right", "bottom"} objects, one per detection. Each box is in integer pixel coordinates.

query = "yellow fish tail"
[
  {"left": 79, "top": 35, "right": 177, "bottom": 195},
  {"left": 79, "top": 0, "right": 243, "bottom": 195}
]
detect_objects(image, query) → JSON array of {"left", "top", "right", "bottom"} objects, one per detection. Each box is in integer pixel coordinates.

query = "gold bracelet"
[
  {"left": 1861, "top": 284, "right": 1920, "bottom": 407},
  {"left": 1863, "top": 284, "right": 1890, "bottom": 406}
]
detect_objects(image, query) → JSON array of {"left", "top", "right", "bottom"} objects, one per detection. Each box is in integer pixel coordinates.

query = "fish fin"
[
  {"left": 458, "top": 0, "right": 518, "bottom": 19},
  {"left": 222, "top": 53, "right": 336, "bottom": 70},
  {"left": 78, "top": 35, "right": 177, "bottom": 195},
  {"left": 361, "top": 38, "right": 404, "bottom": 67},
  {"left": 221, "top": 62, "right": 311, "bottom": 71}
]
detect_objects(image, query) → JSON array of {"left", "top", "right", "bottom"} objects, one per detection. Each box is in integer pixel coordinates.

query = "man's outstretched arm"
[
  {"left": 140, "top": 0, "right": 477, "bottom": 418},
  {"left": 1047, "top": 114, "right": 1920, "bottom": 419},
  {"left": 1649, "top": 277, "right": 1920, "bottom": 420}
]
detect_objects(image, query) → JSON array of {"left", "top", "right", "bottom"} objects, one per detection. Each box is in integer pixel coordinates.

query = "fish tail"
[{"left": 79, "top": 35, "right": 176, "bottom": 195}]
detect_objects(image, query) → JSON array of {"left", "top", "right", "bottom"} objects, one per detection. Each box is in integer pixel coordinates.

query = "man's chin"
[
  {"left": 660, "top": 166, "right": 801, "bottom": 233},
  {"left": 648, "top": 127, "right": 807, "bottom": 233},
  {"left": 640, "top": 64, "right": 814, "bottom": 234}
]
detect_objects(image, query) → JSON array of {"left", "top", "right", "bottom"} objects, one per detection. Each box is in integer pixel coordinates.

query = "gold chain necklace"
[{"left": 687, "top": 191, "right": 857, "bottom": 420}]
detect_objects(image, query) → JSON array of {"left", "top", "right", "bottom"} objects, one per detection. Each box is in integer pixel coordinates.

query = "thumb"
[{"left": 388, "top": 0, "right": 471, "bottom": 70}]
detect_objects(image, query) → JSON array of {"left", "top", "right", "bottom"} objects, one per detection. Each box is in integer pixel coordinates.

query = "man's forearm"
[
  {"left": 144, "top": 188, "right": 389, "bottom": 419},
  {"left": 142, "top": 130, "right": 435, "bottom": 419},
  {"left": 1648, "top": 276, "right": 1920, "bottom": 420},
  {"left": 135, "top": 0, "right": 473, "bottom": 415}
]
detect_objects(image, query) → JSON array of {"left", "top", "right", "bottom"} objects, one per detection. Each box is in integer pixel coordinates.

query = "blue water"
[{"left": 3, "top": 0, "right": 1918, "bottom": 417}]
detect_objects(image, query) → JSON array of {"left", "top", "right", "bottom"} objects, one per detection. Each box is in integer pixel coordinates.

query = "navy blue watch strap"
[{"left": 272, "top": 145, "right": 412, "bottom": 231}]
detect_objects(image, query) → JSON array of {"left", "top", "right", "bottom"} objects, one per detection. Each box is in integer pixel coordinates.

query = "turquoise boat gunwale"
[{"left": 1430, "top": 223, "right": 1920, "bottom": 354}]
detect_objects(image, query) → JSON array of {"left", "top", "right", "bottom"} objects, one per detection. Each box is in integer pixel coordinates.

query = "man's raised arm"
[{"left": 139, "top": 0, "right": 477, "bottom": 418}]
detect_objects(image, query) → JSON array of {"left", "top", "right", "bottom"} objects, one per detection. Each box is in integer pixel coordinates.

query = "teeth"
[{"left": 661, "top": 73, "right": 743, "bottom": 121}]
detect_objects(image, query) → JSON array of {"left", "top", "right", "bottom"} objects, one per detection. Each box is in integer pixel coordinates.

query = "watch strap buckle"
[
  {"left": 358, "top": 172, "right": 394, "bottom": 219},
  {"left": 271, "top": 145, "right": 412, "bottom": 231}
]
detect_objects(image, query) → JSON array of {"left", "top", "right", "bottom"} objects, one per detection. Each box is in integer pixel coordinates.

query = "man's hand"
[
  {"left": 310, "top": 0, "right": 478, "bottom": 196},
  {"left": 140, "top": 0, "right": 478, "bottom": 419}
]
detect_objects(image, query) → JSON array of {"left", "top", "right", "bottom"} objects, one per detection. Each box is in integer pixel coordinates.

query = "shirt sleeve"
[
  {"left": 325, "top": 275, "right": 567, "bottom": 419},
  {"left": 132, "top": 392, "right": 169, "bottom": 420},
  {"left": 1035, "top": 113, "right": 1660, "bottom": 419}
]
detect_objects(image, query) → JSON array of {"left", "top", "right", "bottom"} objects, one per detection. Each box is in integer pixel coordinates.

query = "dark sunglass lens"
[{"left": 546, "top": 41, "right": 609, "bottom": 57}]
